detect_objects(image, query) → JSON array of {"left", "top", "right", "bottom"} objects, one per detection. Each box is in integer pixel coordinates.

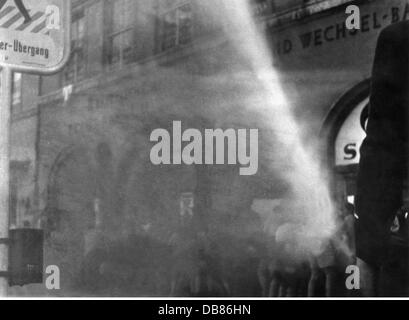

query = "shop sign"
[{"left": 334, "top": 97, "right": 368, "bottom": 166}]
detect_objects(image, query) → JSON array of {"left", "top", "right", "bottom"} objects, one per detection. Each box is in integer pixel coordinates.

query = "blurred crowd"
[
  {"left": 71, "top": 202, "right": 356, "bottom": 297},
  {"left": 258, "top": 202, "right": 356, "bottom": 297},
  {"left": 169, "top": 202, "right": 356, "bottom": 297}
]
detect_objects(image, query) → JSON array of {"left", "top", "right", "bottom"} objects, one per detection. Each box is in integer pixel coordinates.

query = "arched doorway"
[
  {"left": 321, "top": 80, "right": 370, "bottom": 207},
  {"left": 44, "top": 147, "right": 96, "bottom": 289}
]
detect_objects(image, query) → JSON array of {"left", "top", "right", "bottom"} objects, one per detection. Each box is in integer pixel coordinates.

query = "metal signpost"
[{"left": 0, "top": 0, "right": 70, "bottom": 296}]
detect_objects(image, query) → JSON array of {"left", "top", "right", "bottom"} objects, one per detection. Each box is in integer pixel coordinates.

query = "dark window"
[
  {"left": 107, "top": 0, "right": 135, "bottom": 68},
  {"left": 64, "top": 10, "right": 87, "bottom": 83},
  {"left": 158, "top": 2, "right": 192, "bottom": 52},
  {"left": 10, "top": 183, "right": 17, "bottom": 227}
]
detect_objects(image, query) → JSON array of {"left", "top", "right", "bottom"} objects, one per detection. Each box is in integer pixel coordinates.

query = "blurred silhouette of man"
[
  {"left": 0, "top": 0, "right": 31, "bottom": 24},
  {"left": 356, "top": 20, "right": 409, "bottom": 296}
]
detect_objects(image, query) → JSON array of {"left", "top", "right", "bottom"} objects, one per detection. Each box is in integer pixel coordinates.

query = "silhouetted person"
[
  {"left": 0, "top": 0, "right": 31, "bottom": 24},
  {"left": 356, "top": 21, "right": 409, "bottom": 296}
]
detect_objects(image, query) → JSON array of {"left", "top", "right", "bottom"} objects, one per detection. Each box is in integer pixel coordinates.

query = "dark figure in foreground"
[
  {"left": 0, "top": 0, "right": 31, "bottom": 23},
  {"left": 356, "top": 21, "right": 409, "bottom": 296}
]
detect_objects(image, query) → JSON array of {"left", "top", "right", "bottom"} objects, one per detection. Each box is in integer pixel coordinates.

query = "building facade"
[{"left": 9, "top": 0, "right": 409, "bottom": 295}]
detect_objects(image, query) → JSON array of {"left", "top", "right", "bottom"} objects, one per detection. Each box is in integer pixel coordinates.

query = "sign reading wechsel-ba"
[{"left": 0, "top": 0, "right": 70, "bottom": 73}]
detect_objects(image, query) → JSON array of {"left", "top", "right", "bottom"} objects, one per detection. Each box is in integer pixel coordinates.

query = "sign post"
[
  {"left": 0, "top": 0, "right": 70, "bottom": 296},
  {"left": 0, "top": 67, "right": 11, "bottom": 297}
]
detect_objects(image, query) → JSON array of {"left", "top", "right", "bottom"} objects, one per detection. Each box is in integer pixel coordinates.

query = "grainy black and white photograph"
[{"left": 0, "top": 0, "right": 408, "bottom": 302}]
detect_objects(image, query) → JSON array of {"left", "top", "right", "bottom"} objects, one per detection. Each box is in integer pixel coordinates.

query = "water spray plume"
[{"left": 216, "top": 0, "right": 336, "bottom": 254}]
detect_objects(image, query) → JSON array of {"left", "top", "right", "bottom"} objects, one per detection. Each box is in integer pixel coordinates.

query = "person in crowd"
[
  {"left": 309, "top": 202, "right": 357, "bottom": 297},
  {"left": 355, "top": 21, "right": 409, "bottom": 296},
  {"left": 257, "top": 237, "right": 281, "bottom": 297},
  {"left": 170, "top": 234, "right": 230, "bottom": 297},
  {"left": 308, "top": 237, "right": 337, "bottom": 297},
  {"left": 190, "top": 246, "right": 230, "bottom": 297},
  {"left": 335, "top": 203, "right": 356, "bottom": 270},
  {"left": 381, "top": 205, "right": 409, "bottom": 296},
  {"left": 271, "top": 223, "right": 310, "bottom": 297}
]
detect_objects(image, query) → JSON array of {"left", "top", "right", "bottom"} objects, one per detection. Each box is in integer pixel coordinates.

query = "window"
[
  {"left": 158, "top": 2, "right": 193, "bottom": 52},
  {"left": 107, "top": 0, "right": 135, "bottom": 68},
  {"left": 252, "top": 0, "right": 272, "bottom": 16},
  {"left": 10, "top": 183, "right": 17, "bottom": 227},
  {"left": 270, "top": 0, "right": 327, "bottom": 14},
  {"left": 12, "top": 72, "right": 22, "bottom": 108},
  {"left": 64, "top": 10, "right": 87, "bottom": 83}
]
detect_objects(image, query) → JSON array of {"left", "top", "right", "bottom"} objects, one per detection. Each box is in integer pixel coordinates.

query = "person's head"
[{"left": 275, "top": 223, "right": 302, "bottom": 253}]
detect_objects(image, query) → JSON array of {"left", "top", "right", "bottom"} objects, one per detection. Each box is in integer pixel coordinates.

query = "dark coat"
[{"left": 356, "top": 20, "right": 409, "bottom": 266}]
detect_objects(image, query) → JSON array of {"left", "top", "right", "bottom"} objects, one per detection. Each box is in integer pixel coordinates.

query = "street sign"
[{"left": 0, "top": 0, "right": 70, "bottom": 73}]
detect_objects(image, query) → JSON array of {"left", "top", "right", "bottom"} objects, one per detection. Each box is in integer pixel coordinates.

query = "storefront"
[
  {"left": 261, "top": 0, "right": 409, "bottom": 207},
  {"left": 322, "top": 80, "right": 369, "bottom": 206}
]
